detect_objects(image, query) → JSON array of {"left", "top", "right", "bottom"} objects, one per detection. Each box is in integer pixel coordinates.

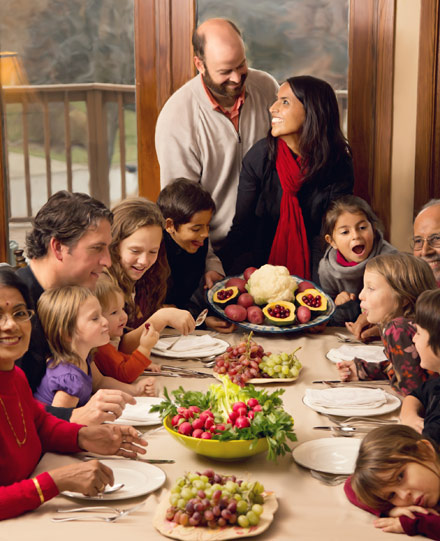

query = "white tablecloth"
[{"left": 3, "top": 328, "right": 412, "bottom": 540}]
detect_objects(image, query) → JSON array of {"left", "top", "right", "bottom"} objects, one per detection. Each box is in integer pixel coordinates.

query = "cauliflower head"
[{"left": 245, "top": 264, "right": 298, "bottom": 304}]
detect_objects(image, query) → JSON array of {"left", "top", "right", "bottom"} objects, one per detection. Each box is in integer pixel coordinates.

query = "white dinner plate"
[
  {"left": 111, "top": 396, "right": 163, "bottom": 426},
  {"left": 152, "top": 335, "right": 229, "bottom": 359},
  {"left": 292, "top": 438, "right": 361, "bottom": 474},
  {"left": 303, "top": 390, "right": 401, "bottom": 417},
  {"left": 62, "top": 459, "right": 166, "bottom": 500},
  {"left": 326, "top": 345, "right": 387, "bottom": 364}
]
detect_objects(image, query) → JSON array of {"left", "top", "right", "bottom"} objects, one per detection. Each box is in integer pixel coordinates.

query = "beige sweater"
[{"left": 155, "top": 68, "right": 279, "bottom": 250}]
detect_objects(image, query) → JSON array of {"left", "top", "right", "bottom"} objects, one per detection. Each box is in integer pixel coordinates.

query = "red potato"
[
  {"left": 296, "top": 305, "right": 312, "bottom": 324},
  {"left": 237, "top": 292, "right": 254, "bottom": 308},
  {"left": 247, "top": 305, "right": 264, "bottom": 324},
  {"left": 243, "top": 267, "right": 258, "bottom": 281},
  {"left": 225, "top": 277, "right": 247, "bottom": 293},
  {"left": 224, "top": 304, "right": 247, "bottom": 322},
  {"left": 297, "top": 280, "right": 315, "bottom": 293}
]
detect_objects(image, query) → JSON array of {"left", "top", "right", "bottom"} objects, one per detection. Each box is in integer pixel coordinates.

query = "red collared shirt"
[{"left": 201, "top": 75, "right": 245, "bottom": 132}]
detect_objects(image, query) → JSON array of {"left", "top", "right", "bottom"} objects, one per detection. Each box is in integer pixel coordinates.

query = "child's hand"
[
  {"left": 133, "top": 377, "right": 156, "bottom": 397},
  {"left": 389, "top": 505, "right": 439, "bottom": 519},
  {"left": 335, "top": 291, "right": 357, "bottom": 306},
  {"left": 204, "top": 271, "right": 224, "bottom": 289},
  {"left": 345, "top": 313, "right": 380, "bottom": 342},
  {"left": 205, "top": 316, "right": 236, "bottom": 333},
  {"left": 336, "top": 360, "right": 358, "bottom": 381},
  {"left": 138, "top": 323, "right": 159, "bottom": 356},
  {"left": 373, "top": 517, "right": 404, "bottom": 533},
  {"left": 148, "top": 362, "right": 161, "bottom": 373}
]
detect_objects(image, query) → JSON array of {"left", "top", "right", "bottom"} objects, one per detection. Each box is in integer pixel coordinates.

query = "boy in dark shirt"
[
  {"left": 157, "top": 178, "right": 234, "bottom": 333},
  {"left": 400, "top": 288, "right": 440, "bottom": 442}
]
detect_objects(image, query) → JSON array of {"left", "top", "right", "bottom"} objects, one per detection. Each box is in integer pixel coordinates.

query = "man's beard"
[{"left": 203, "top": 65, "right": 247, "bottom": 100}]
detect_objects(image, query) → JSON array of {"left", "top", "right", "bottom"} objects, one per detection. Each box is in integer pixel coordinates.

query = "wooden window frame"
[{"left": 414, "top": 0, "right": 440, "bottom": 212}]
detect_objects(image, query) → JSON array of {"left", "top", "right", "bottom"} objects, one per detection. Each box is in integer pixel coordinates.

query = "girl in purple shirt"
[{"left": 35, "top": 286, "right": 156, "bottom": 409}]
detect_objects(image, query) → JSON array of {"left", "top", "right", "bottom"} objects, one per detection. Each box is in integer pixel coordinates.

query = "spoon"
[
  {"left": 165, "top": 309, "right": 209, "bottom": 350},
  {"left": 100, "top": 483, "right": 124, "bottom": 495}
]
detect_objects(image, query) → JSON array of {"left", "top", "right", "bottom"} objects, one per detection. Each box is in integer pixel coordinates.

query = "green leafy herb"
[{"left": 150, "top": 378, "right": 296, "bottom": 461}]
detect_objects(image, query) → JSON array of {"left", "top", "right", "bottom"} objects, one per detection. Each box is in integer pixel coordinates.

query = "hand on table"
[
  {"left": 373, "top": 516, "right": 404, "bottom": 534},
  {"left": 205, "top": 316, "right": 236, "bottom": 334},
  {"left": 336, "top": 360, "right": 358, "bottom": 381},
  {"left": 78, "top": 424, "right": 148, "bottom": 458},
  {"left": 49, "top": 460, "right": 114, "bottom": 496},
  {"left": 70, "top": 389, "right": 135, "bottom": 425},
  {"left": 133, "top": 376, "right": 156, "bottom": 397}
]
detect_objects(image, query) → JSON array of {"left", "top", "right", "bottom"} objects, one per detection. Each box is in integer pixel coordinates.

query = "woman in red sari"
[{"left": 220, "top": 75, "right": 354, "bottom": 282}]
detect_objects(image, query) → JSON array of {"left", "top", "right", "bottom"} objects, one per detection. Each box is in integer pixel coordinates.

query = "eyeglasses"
[
  {"left": 0, "top": 309, "right": 34, "bottom": 326},
  {"left": 411, "top": 234, "right": 440, "bottom": 251}
]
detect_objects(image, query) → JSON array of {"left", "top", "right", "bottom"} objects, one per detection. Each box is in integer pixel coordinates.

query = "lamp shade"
[{"left": 0, "top": 52, "right": 28, "bottom": 86}]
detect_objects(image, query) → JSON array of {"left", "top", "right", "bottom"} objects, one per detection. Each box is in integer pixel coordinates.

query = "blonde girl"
[
  {"left": 106, "top": 198, "right": 195, "bottom": 354},
  {"left": 34, "top": 286, "right": 156, "bottom": 409},
  {"left": 346, "top": 425, "right": 440, "bottom": 539},
  {"left": 318, "top": 195, "right": 396, "bottom": 325},
  {"left": 336, "top": 253, "right": 437, "bottom": 395},
  {"left": 94, "top": 279, "right": 161, "bottom": 383}
]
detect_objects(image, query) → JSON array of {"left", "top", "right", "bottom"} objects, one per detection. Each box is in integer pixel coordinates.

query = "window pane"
[{"left": 0, "top": 0, "right": 137, "bottom": 261}]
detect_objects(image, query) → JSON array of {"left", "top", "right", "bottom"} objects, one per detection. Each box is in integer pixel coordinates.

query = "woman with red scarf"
[{"left": 220, "top": 75, "right": 354, "bottom": 282}]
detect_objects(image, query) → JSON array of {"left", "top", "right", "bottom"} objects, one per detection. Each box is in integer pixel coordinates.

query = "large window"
[
  {"left": 0, "top": 0, "right": 136, "bottom": 261},
  {"left": 197, "top": 0, "right": 349, "bottom": 130}
]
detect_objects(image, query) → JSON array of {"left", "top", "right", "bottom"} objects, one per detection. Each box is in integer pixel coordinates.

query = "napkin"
[
  {"left": 118, "top": 401, "right": 161, "bottom": 422},
  {"left": 305, "top": 387, "right": 388, "bottom": 409},
  {"left": 327, "top": 345, "right": 387, "bottom": 363},
  {"left": 154, "top": 334, "right": 221, "bottom": 353}
]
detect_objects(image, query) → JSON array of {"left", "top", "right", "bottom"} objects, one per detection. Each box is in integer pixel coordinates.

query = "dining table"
[{"left": 3, "top": 327, "right": 419, "bottom": 541}]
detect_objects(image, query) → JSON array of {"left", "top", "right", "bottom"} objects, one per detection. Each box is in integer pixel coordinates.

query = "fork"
[
  {"left": 322, "top": 413, "right": 398, "bottom": 425},
  {"left": 310, "top": 470, "right": 349, "bottom": 485},
  {"left": 52, "top": 502, "right": 145, "bottom": 522}
]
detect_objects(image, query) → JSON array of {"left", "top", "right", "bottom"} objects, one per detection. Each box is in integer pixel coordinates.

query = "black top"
[
  {"left": 16, "top": 266, "right": 72, "bottom": 421},
  {"left": 411, "top": 378, "right": 440, "bottom": 444},
  {"left": 218, "top": 137, "right": 354, "bottom": 279},
  {"left": 164, "top": 231, "right": 208, "bottom": 317}
]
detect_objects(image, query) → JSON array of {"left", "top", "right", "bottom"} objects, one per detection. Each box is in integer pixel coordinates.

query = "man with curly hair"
[{"left": 16, "top": 191, "right": 134, "bottom": 424}]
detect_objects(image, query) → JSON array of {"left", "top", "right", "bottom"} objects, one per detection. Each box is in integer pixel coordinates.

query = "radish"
[
  {"left": 201, "top": 431, "right": 212, "bottom": 439},
  {"left": 235, "top": 416, "right": 251, "bottom": 429},
  {"left": 178, "top": 422, "right": 193, "bottom": 436}
]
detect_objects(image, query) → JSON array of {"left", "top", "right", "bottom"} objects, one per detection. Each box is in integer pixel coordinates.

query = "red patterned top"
[{"left": 354, "top": 317, "right": 437, "bottom": 395}]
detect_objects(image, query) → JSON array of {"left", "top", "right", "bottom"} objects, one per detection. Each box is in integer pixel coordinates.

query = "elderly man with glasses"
[{"left": 413, "top": 199, "right": 440, "bottom": 285}]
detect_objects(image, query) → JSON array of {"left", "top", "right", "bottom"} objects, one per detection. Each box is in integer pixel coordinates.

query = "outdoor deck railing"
[
  {"left": 2, "top": 82, "right": 136, "bottom": 222},
  {"left": 2, "top": 83, "right": 347, "bottom": 224}
]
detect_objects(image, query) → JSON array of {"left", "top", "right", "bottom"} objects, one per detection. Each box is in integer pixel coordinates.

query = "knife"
[
  {"left": 312, "top": 380, "right": 389, "bottom": 385},
  {"left": 83, "top": 455, "right": 175, "bottom": 464},
  {"left": 313, "top": 426, "right": 369, "bottom": 433}
]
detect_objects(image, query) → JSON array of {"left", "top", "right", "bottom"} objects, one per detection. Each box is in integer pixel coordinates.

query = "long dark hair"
[{"left": 267, "top": 75, "right": 351, "bottom": 183}]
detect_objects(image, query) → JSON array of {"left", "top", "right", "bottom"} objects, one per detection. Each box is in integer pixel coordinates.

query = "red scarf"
[{"left": 268, "top": 139, "right": 311, "bottom": 278}]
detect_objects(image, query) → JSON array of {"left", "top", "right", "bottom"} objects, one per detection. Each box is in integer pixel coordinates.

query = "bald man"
[
  {"left": 155, "top": 18, "right": 278, "bottom": 252},
  {"left": 413, "top": 199, "right": 440, "bottom": 285}
]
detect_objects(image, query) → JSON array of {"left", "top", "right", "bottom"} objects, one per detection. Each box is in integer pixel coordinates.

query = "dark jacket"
[{"left": 219, "top": 137, "right": 354, "bottom": 281}]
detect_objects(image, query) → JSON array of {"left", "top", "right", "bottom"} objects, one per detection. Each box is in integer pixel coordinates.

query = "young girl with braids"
[{"left": 105, "top": 198, "right": 195, "bottom": 354}]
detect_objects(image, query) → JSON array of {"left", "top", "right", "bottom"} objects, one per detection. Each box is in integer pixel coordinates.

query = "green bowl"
[{"left": 163, "top": 415, "right": 268, "bottom": 460}]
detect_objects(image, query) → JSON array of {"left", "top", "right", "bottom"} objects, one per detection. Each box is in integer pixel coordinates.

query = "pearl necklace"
[{"left": 0, "top": 396, "right": 27, "bottom": 447}]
